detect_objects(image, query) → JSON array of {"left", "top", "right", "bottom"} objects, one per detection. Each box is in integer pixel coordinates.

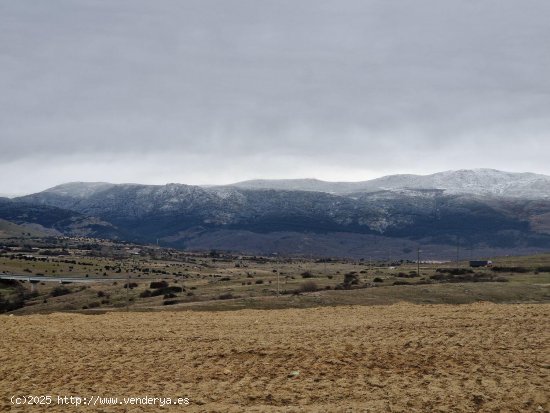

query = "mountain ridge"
[
  {"left": 4, "top": 169, "right": 550, "bottom": 258},
  {"left": 227, "top": 169, "right": 550, "bottom": 198},
  {"left": 31, "top": 168, "right": 550, "bottom": 199}
]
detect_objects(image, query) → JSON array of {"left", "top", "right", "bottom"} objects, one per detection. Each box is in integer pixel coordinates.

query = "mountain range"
[{"left": 2, "top": 169, "right": 550, "bottom": 259}]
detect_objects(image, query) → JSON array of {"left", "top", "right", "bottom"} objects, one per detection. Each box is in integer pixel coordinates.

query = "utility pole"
[
  {"left": 125, "top": 272, "right": 130, "bottom": 312},
  {"left": 456, "top": 237, "right": 460, "bottom": 269},
  {"left": 417, "top": 248, "right": 421, "bottom": 276},
  {"left": 277, "top": 270, "right": 280, "bottom": 296}
]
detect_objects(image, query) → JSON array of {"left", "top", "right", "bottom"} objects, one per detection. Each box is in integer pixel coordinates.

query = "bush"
[
  {"left": 150, "top": 281, "right": 168, "bottom": 289},
  {"left": 299, "top": 281, "right": 318, "bottom": 292},
  {"left": 218, "top": 293, "right": 234, "bottom": 300},
  {"left": 139, "top": 289, "right": 152, "bottom": 298},
  {"left": 301, "top": 271, "right": 314, "bottom": 278},
  {"left": 0, "top": 293, "right": 25, "bottom": 313},
  {"left": 255, "top": 279, "right": 264, "bottom": 284},
  {"left": 430, "top": 272, "right": 504, "bottom": 283},
  {"left": 343, "top": 272, "right": 359, "bottom": 287},
  {"left": 491, "top": 266, "right": 529, "bottom": 273},
  {"left": 51, "top": 285, "right": 71, "bottom": 297},
  {"left": 123, "top": 282, "right": 138, "bottom": 289},
  {"left": 373, "top": 277, "right": 383, "bottom": 282},
  {"left": 436, "top": 268, "right": 473, "bottom": 275},
  {"left": 150, "top": 286, "right": 182, "bottom": 297}
]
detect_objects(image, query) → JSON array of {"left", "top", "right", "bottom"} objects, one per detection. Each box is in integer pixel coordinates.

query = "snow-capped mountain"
[
  {"left": 5, "top": 169, "right": 550, "bottom": 258},
  {"left": 229, "top": 169, "right": 550, "bottom": 198}
]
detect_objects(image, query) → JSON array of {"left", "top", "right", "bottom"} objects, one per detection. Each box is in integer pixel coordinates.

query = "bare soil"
[{"left": 1, "top": 303, "right": 548, "bottom": 412}]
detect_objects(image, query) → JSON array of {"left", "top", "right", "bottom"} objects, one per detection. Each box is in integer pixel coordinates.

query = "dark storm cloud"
[{"left": 1, "top": 0, "right": 549, "bottom": 194}]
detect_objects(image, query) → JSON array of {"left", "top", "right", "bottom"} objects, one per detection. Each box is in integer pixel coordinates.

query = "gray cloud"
[{"left": 1, "top": 0, "right": 549, "bottom": 194}]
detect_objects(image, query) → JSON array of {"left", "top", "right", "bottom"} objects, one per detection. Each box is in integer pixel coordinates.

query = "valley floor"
[{"left": 1, "top": 303, "right": 548, "bottom": 412}]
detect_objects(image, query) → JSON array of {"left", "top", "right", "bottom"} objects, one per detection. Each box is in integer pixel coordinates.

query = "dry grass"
[
  {"left": 1, "top": 303, "right": 548, "bottom": 412},
  {"left": 3, "top": 250, "right": 550, "bottom": 315}
]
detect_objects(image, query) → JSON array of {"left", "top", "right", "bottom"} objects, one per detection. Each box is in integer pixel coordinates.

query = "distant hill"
[
  {"left": 0, "top": 218, "right": 52, "bottom": 238},
  {"left": 0, "top": 198, "right": 119, "bottom": 239}
]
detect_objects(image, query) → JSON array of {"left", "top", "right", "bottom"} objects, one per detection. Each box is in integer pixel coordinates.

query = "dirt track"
[{"left": 1, "top": 303, "right": 548, "bottom": 412}]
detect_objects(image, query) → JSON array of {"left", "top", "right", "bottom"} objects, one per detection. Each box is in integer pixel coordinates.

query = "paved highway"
[{"left": 0, "top": 275, "right": 129, "bottom": 284}]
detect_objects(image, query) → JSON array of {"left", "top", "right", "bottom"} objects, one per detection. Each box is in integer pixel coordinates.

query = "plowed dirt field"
[{"left": 1, "top": 303, "right": 548, "bottom": 412}]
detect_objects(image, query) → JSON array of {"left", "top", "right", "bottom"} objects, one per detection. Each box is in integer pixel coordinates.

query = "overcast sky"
[{"left": 1, "top": 0, "right": 549, "bottom": 196}]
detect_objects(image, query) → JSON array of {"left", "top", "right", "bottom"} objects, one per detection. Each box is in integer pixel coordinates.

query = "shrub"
[
  {"left": 343, "top": 272, "right": 359, "bottom": 286},
  {"left": 140, "top": 289, "right": 152, "bottom": 298},
  {"left": 255, "top": 279, "right": 264, "bottom": 284},
  {"left": 51, "top": 285, "right": 71, "bottom": 297},
  {"left": 218, "top": 293, "right": 234, "bottom": 300},
  {"left": 299, "top": 281, "right": 318, "bottom": 292},
  {"left": 0, "top": 293, "right": 25, "bottom": 313},
  {"left": 373, "top": 277, "right": 383, "bottom": 282},
  {"left": 491, "top": 266, "right": 529, "bottom": 273},
  {"left": 123, "top": 282, "right": 138, "bottom": 289},
  {"left": 436, "top": 268, "right": 473, "bottom": 275},
  {"left": 301, "top": 271, "right": 314, "bottom": 278},
  {"left": 150, "top": 281, "right": 168, "bottom": 289},
  {"left": 150, "top": 286, "right": 182, "bottom": 297}
]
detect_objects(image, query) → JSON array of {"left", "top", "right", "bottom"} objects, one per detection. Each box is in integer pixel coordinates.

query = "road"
[{"left": 0, "top": 275, "right": 129, "bottom": 284}]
